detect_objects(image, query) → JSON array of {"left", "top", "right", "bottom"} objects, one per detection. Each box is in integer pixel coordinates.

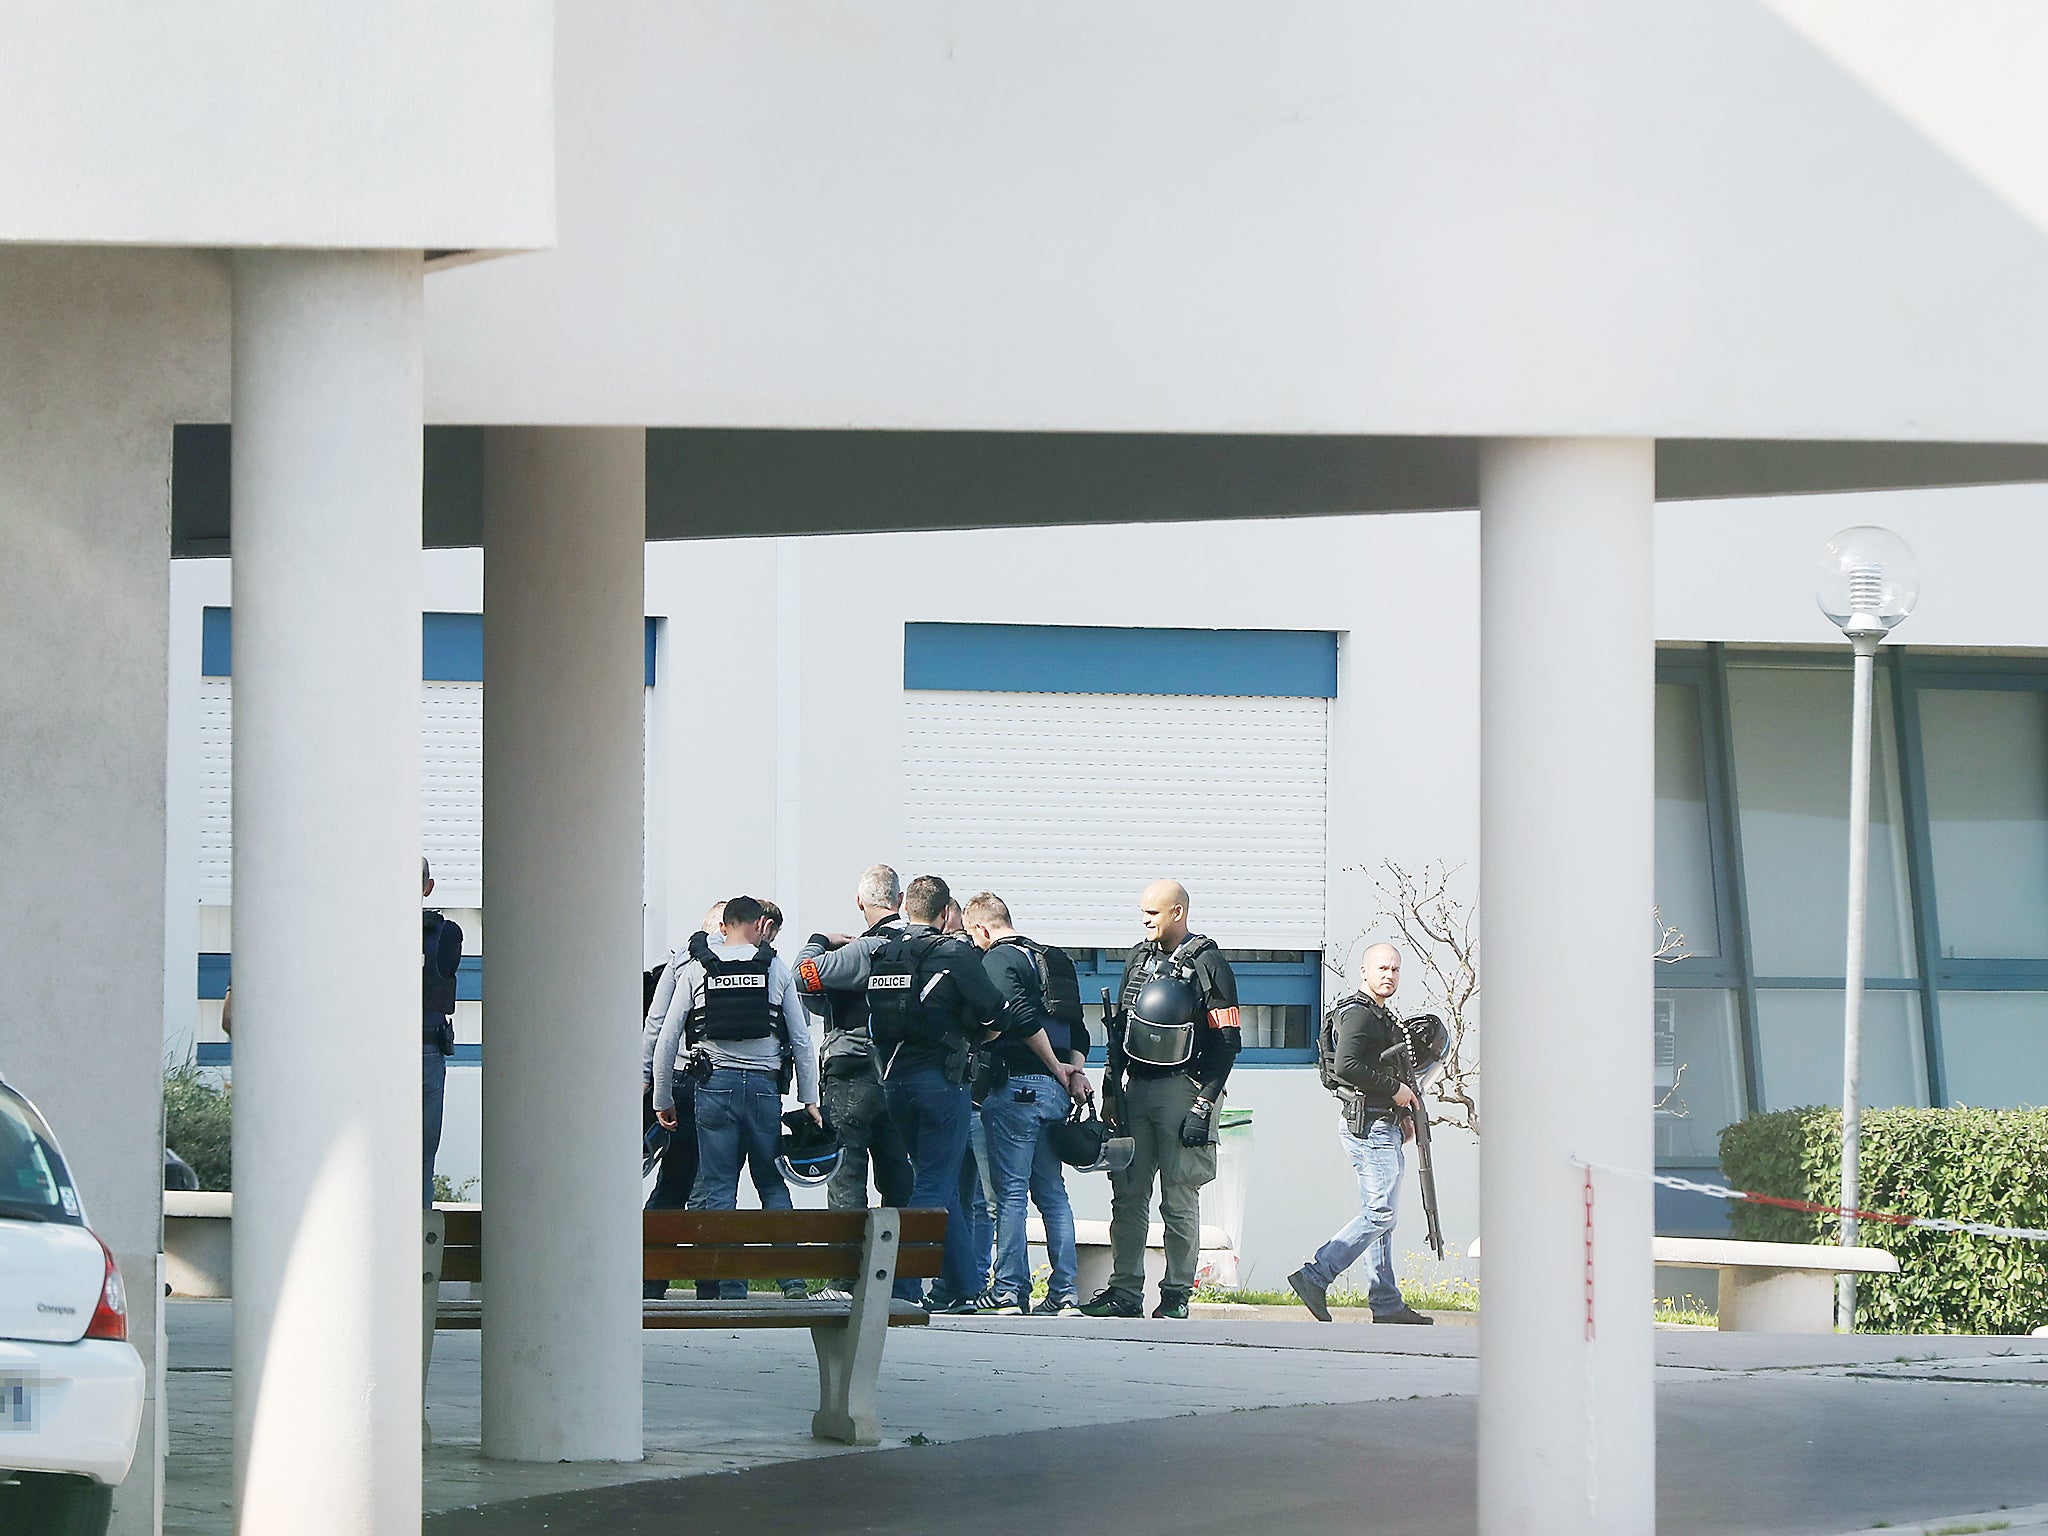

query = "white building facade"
[
  {"left": 13, "top": 6, "right": 2048, "bottom": 1535},
  {"left": 166, "top": 476, "right": 2048, "bottom": 1287}
]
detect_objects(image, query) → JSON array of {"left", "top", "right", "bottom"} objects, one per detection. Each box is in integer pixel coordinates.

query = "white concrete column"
[
  {"left": 229, "top": 250, "right": 424, "bottom": 1534},
  {"left": 481, "top": 428, "right": 647, "bottom": 1462},
  {"left": 1477, "top": 438, "right": 1657, "bottom": 1535}
]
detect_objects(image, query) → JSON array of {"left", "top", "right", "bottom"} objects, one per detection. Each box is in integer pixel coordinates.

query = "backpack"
[{"left": 423, "top": 912, "right": 459, "bottom": 1020}]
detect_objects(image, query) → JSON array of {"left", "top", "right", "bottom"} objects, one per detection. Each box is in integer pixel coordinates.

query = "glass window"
[
  {"left": 1654, "top": 684, "right": 1721, "bottom": 959},
  {"left": 1239, "top": 1005, "right": 1311, "bottom": 1051},
  {"left": 1755, "top": 989, "right": 1927, "bottom": 1112},
  {"left": 1726, "top": 664, "right": 1915, "bottom": 978},
  {"left": 1919, "top": 688, "right": 2048, "bottom": 961},
  {"left": 0, "top": 1088, "right": 83, "bottom": 1225},
  {"left": 1653, "top": 989, "right": 1745, "bottom": 1160},
  {"left": 1936, "top": 992, "right": 2048, "bottom": 1109}
]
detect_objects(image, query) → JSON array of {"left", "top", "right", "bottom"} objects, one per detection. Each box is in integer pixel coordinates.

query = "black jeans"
[
  {"left": 820, "top": 1069, "right": 914, "bottom": 1211},
  {"left": 642, "top": 1075, "right": 714, "bottom": 1300}
]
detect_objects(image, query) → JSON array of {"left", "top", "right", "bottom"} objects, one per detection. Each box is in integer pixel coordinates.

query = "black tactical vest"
[
  {"left": 866, "top": 931, "right": 959, "bottom": 1048},
  {"left": 691, "top": 946, "right": 777, "bottom": 1042}
]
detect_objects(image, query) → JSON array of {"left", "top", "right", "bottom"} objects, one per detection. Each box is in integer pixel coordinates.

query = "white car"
[{"left": 0, "top": 1074, "right": 144, "bottom": 1535}]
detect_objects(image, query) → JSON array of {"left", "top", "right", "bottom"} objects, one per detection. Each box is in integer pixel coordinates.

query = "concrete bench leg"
[
  {"left": 811, "top": 1208, "right": 900, "bottom": 1446},
  {"left": 422, "top": 1209, "right": 445, "bottom": 1447},
  {"left": 1717, "top": 1265, "right": 1835, "bottom": 1333}
]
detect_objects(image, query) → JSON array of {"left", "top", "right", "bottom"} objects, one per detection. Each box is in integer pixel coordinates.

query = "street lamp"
[{"left": 1813, "top": 525, "right": 1919, "bottom": 1332}]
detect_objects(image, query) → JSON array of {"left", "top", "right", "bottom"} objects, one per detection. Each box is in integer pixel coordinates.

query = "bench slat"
[
  {"left": 641, "top": 1208, "right": 947, "bottom": 1245},
  {"left": 645, "top": 1244, "right": 944, "bottom": 1281}
]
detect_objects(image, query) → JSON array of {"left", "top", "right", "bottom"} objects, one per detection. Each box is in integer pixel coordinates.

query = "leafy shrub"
[
  {"left": 1719, "top": 1106, "right": 2048, "bottom": 1335},
  {"left": 163, "top": 1062, "right": 232, "bottom": 1191}
]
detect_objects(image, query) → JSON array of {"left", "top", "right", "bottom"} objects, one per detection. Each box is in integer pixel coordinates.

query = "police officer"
[
  {"left": 651, "top": 895, "right": 821, "bottom": 1300},
  {"left": 422, "top": 857, "right": 464, "bottom": 1208},
  {"left": 1287, "top": 943, "right": 1433, "bottom": 1325},
  {"left": 795, "top": 873, "right": 1002, "bottom": 1306},
  {"left": 792, "top": 865, "right": 917, "bottom": 1301},
  {"left": 1084, "top": 879, "right": 1241, "bottom": 1320},
  {"left": 963, "top": 892, "right": 1092, "bottom": 1316}
]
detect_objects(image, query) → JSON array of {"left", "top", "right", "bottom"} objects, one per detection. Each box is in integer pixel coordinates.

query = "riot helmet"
[
  {"left": 1124, "top": 971, "right": 1201, "bottom": 1069},
  {"left": 1045, "top": 1101, "right": 1135, "bottom": 1175},
  {"left": 1383, "top": 1013, "right": 1450, "bottom": 1081},
  {"left": 776, "top": 1108, "right": 842, "bottom": 1187}
]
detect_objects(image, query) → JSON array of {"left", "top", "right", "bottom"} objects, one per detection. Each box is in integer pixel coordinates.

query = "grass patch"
[{"left": 1654, "top": 1295, "right": 1718, "bottom": 1328}]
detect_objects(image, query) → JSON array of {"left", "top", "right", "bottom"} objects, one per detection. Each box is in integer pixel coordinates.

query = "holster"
[
  {"left": 1340, "top": 1090, "right": 1388, "bottom": 1137},
  {"left": 942, "top": 1036, "right": 976, "bottom": 1087}
]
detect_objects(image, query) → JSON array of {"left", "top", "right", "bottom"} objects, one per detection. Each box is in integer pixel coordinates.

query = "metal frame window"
[
  {"left": 1657, "top": 644, "right": 2048, "bottom": 1178},
  {"left": 1063, "top": 948, "right": 1322, "bottom": 1066}
]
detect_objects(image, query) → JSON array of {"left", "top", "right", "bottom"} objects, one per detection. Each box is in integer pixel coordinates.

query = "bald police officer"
[{"left": 1084, "top": 879, "right": 1241, "bottom": 1320}]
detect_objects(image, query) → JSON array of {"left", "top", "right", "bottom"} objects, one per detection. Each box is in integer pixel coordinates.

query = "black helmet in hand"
[
  {"left": 1046, "top": 1101, "right": 1135, "bottom": 1174},
  {"left": 777, "top": 1108, "right": 842, "bottom": 1187}
]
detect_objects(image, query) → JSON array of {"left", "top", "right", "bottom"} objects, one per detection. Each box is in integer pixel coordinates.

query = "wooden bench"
[
  {"left": 1468, "top": 1234, "right": 1900, "bottom": 1332},
  {"left": 422, "top": 1206, "right": 944, "bottom": 1445}
]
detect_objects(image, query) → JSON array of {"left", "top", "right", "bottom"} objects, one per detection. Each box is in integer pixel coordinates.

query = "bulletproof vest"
[
  {"left": 423, "top": 912, "right": 458, "bottom": 1021},
  {"left": 1323, "top": 992, "right": 1398, "bottom": 1103},
  {"left": 827, "top": 914, "right": 904, "bottom": 1046},
  {"left": 1118, "top": 936, "right": 1215, "bottom": 1070},
  {"left": 690, "top": 945, "right": 778, "bottom": 1042},
  {"left": 995, "top": 935, "right": 1081, "bottom": 1058},
  {"left": 865, "top": 931, "right": 960, "bottom": 1049}
]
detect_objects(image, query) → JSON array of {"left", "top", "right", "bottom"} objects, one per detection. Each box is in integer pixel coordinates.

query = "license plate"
[{"left": 0, "top": 1374, "right": 36, "bottom": 1432}]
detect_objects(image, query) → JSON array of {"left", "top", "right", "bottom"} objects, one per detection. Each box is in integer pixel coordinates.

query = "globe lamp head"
[{"left": 1814, "top": 526, "right": 1919, "bottom": 639}]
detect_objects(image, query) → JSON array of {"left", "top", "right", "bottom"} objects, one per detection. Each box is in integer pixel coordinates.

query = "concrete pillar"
[
  {"left": 480, "top": 427, "right": 647, "bottom": 1462},
  {"left": 1477, "top": 438, "right": 1657, "bottom": 1535},
  {"left": 229, "top": 249, "right": 425, "bottom": 1534}
]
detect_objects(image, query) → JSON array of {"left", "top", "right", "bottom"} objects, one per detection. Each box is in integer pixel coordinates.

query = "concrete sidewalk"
[{"left": 164, "top": 1302, "right": 2048, "bottom": 1536}]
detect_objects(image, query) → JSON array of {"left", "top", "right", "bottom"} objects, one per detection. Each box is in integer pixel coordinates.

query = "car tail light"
[{"left": 85, "top": 1232, "right": 128, "bottom": 1342}]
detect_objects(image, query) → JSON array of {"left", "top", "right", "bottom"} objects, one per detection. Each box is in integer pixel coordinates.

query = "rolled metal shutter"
[
  {"left": 902, "top": 691, "right": 1328, "bottom": 949},
  {"left": 194, "top": 679, "right": 488, "bottom": 906}
]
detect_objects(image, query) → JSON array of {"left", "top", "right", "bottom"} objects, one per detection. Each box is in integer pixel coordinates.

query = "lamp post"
[{"left": 1813, "top": 526, "right": 1919, "bottom": 1332}]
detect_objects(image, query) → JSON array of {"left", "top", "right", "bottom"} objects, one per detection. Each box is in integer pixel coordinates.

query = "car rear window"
[{"left": 0, "top": 1088, "right": 83, "bottom": 1225}]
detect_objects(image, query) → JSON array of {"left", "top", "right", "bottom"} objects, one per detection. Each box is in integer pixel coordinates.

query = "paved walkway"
[{"left": 164, "top": 1302, "right": 2048, "bottom": 1536}]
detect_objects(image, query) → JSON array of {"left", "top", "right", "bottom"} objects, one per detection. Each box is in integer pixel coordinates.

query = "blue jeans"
[
  {"left": 981, "top": 1078, "right": 1077, "bottom": 1302},
  {"left": 688, "top": 1069, "right": 793, "bottom": 1299},
  {"left": 1301, "top": 1114, "right": 1406, "bottom": 1313},
  {"left": 884, "top": 1067, "right": 973, "bottom": 1302},
  {"left": 423, "top": 1044, "right": 447, "bottom": 1207}
]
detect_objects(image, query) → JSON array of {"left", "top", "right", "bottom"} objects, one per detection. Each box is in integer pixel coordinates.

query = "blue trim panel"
[
  {"left": 904, "top": 622, "right": 1338, "bottom": 698},
  {"left": 197, "top": 1042, "right": 482, "bottom": 1066},
  {"left": 201, "top": 608, "right": 233, "bottom": 676},
  {"left": 202, "top": 609, "right": 661, "bottom": 687},
  {"left": 200, "top": 952, "right": 480, "bottom": 1002}
]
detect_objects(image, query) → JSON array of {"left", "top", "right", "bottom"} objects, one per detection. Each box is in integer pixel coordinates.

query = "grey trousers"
[{"left": 1107, "top": 1072, "right": 1218, "bottom": 1296}]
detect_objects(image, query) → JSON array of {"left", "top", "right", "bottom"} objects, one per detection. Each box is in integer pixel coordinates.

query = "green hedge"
[
  {"left": 164, "top": 1062, "right": 233, "bottom": 1191},
  {"left": 1719, "top": 1107, "right": 2048, "bottom": 1335}
]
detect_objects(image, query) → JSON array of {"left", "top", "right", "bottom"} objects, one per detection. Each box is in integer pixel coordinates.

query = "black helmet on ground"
[{"left": 777, "top": 1108, "right": 842, "bottom": 1187}]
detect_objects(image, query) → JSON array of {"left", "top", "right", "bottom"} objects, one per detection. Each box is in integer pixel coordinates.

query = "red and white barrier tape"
[{"left": 1576, "top": 1159, "right": 2048, "bottom": 1244}]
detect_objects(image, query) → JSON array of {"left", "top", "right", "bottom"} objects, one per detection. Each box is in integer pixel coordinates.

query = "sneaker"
[
  {"left": 1078, "top": 1287, "right": 1142, "bottom": 1318},
  {"left": 812, "top": 1286, "right": 853, "bottom": 1304},
  {"left": 1372, "top": 1304, "right": 1436, "bottom": 1326},
  {"left": 780, "top": 1281, "right": 810, "bottom": 1300},
  {"left": 1287, "top": 1268, "right": 1332, "bottom": 1323},
  {"left": 922, "top": 1292, "right": 975, "bottom": 1315},
  {"left": 1151, "top": 1289, "right": 1191, "bottom": 1320},
  {"left": 968, "top": 1289, "right": 1025, "bottom": 1315},
  {"left": 1033, "top": 1295, "right": 1081, "bottom": 1317}
]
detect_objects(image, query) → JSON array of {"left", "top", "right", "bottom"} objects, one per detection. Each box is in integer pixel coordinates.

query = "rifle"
[{"left": 1382, "top": 1031, "right": 1446, "bottom": 1261}]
